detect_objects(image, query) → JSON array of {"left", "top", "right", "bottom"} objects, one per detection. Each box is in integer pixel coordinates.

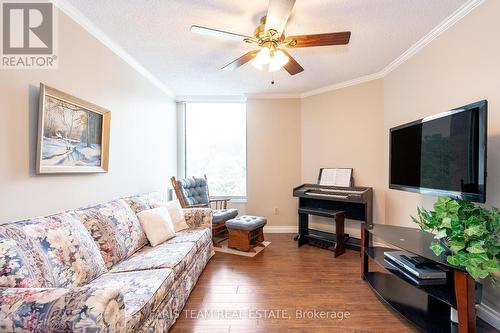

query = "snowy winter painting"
[{"left": 37, "top": 84, "right": 110, "bottom": 174}]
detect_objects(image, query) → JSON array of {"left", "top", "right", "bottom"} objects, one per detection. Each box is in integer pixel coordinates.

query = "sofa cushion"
[
  {"left": 0, "top": 227, "right": 56, "bottom": 288},
  {"left": 1, "top": 213, "right": 107, "bottom": 288},
  {"left": 75, "top": 199, "right": 147, "bottom": 269},
  {"left": 122, "top": 192, "right": 167, "bottom": 214},
  {"left": 89, "top": 269, "right": 174, "bottom": 331},
  {"left": 146, "top": 192, "right": 168, "bottom": 208},
  {"left": 122, "top": 194, "right": 151, "bottom": 214},
  {"left": 0, "top": 286, "right": 126, "bottom": 332},
  {"left": 137, "top": 207, "right": 176, "bottom": 247},
  {"left": 165, "top": 228, "right": 211, "bottom": 251},
  {"left": 109, "top": 242, "right": 197, "bottom": 278},
  {"left": 163, "top": 200, "right": 189, "bottom": 232}
]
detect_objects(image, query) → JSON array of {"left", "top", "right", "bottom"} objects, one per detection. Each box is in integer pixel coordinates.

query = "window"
[{"left": 185, "top": 103, "right": 247, "bottom": 198}]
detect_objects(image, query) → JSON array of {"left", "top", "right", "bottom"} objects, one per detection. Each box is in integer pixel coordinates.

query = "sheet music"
[{"left": 319, "top": 168, "right": 352, "bottom": 187}]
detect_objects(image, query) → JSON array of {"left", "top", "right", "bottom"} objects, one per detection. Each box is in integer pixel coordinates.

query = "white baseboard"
[
  {"left": 477, "top": 303, "right": 500, "bottom": 330},
  {"left": 264, "top": 226, "right": 298, "bottom": 233}
]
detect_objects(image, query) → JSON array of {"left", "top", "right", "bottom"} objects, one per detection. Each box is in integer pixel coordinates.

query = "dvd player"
[{"left": 383, "top": 251, "right": 446, "bottom": 279}]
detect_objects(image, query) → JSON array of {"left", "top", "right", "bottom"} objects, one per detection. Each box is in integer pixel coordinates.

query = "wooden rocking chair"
[{"left": 171, "top": 175, "right": 238, "bottom": 246}]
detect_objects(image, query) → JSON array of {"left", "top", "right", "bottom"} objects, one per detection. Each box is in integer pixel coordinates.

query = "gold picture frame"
[{"left": 36, "top": 83, "right": 110, "bottom": 174}]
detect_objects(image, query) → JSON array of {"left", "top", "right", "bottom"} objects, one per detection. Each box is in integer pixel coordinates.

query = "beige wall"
[
  {"left": 384, "top": 0, "right": 500, "bottom": 226},
  {"left": 301, "top": 80, "right": 385, "bottom": 236},
  {"left": 383, "top": 0, "right": 500, "bottom": 312},
  {"left": 296, "top": 0, "right": 498, "bottom": 315},
  {"left": 0, "top": 10, "right": 176, "bottom": 222},
  {"left": 245, "top": 98, "right": 301, "bottom": 227},
  {"left": 294, "top": 0, "right": 499, "bottom": 314}
]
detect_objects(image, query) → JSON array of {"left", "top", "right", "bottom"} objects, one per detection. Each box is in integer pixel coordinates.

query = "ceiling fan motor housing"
[{"left": 250, "top": 16, "right": 289, "bottom": 50}]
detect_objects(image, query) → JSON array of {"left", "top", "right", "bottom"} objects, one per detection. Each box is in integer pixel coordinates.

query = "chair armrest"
[
  {"left": 183, "top": 208, "right": 213, "bottom": 229},
  {"left": 0, "top": 286, "right": 125, "bottom": 332}
]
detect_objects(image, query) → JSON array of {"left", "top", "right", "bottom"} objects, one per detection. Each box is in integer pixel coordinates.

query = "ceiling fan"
[{"left": 190, "top": 0, "right": 351, "bottom": 75}]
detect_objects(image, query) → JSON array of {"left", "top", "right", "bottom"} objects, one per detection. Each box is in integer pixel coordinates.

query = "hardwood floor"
[{"left": 171, "top": 234, "right": 418, "bottom": 332}]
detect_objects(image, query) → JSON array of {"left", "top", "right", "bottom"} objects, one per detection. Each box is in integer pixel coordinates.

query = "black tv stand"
[{"left": 361, "top": 224, "right": 478, "bottom": 333}]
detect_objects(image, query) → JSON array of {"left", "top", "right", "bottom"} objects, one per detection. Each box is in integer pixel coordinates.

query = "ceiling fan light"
[
  {"left": 269, "top": 49, "right": 289, "bottom": 72},
  {"left": 269, "top": 61, "right": 281, "bottom": 72},
  {"left": 257, "top": 46, "right": 271, "bottom": 62},
  {"left": 252, "top": 60, "right": 264, "bottom": 70},
  {"left": 251, "top": 47, "right": 271, "bottom": 70}
]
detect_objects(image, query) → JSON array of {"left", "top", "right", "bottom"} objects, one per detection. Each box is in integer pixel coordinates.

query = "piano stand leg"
[
  {"left": 332, "top": 212, "right": 346, "bottom": 258},
  {"left": 297, "top": 213, "right": 309, "bottom": 247},
  {"left": 293, "top": 234, "right": 299, "bottom": 241}
]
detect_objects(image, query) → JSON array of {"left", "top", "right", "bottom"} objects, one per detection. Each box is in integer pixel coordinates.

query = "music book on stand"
[{"left": 318, "top": 168, "right": 353, "bottom": 187}]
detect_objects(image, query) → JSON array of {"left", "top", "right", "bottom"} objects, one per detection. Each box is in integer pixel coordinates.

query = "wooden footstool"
[{"left": 226, "top": 216, "right": 267, "bottom": 252}]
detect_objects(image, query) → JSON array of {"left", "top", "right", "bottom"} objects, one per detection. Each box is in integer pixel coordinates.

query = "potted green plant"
[{"left": 412, "top": 197, "right": 499, "bottom": 283}]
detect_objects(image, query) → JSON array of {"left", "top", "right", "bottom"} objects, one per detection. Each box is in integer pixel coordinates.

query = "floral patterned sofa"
[{"left": 0, "top": 192, "right": 214, "bottom": 332}]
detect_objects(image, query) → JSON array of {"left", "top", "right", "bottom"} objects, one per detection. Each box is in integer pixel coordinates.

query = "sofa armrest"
[
  {"left": 183, "top": 208, "right": 213, "bottom": 229},
  {"left": 0, "top": 286, "right": 125, "bottom": 332}
]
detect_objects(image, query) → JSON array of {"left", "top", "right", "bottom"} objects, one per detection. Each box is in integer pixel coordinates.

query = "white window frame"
[{"left": 181, "top": 100, "right": 248, "bottom": 201}]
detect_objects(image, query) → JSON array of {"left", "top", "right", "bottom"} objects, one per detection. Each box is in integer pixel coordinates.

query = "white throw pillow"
[
  {"left": 137, "top": 207, "right": 176, "bottom": 246},
  {"left": 164, "top": 200, "right": 190, "bottom": 232}
]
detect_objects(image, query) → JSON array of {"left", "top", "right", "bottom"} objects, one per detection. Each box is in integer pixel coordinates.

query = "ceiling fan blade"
[
  {"left": 191, "top": 25, "right": 251, "bottom": 42},
  {"left": 222, "top": 50, "right": 259, "bottom": 71},
  {"left": 286, "top": 32, "right": 351, "bottom": 48},
  {"left": 264, "top": 0, "right": 296, "bottom": 36},
  {"left": 282, "top": 50, "right": 303, "bottom": 75}
]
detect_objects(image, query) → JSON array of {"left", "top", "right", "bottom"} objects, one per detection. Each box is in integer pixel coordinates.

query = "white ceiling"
[{"left": 64, "top": 0, "right": 470, "bottom": 97}]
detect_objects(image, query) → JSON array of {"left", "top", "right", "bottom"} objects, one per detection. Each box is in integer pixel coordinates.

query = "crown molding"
[
  {"left": 300, "top": 0, "right": 486, "bottom": 98},
  {"left": 175, "top": 95, "right": 247, "bottom": 103},
  {"left": 300, "top": 72, "right": 384, "bottom": 98},
  {"left": 379, "top": 0, "right": 486, "bottom": 77},
  {"left": 53, "top": 0, "right": 175, "bottom": 99},
  {"left": 177, "top": 94, "right": 301, "bottom": 101},
  {"left": 245, "top": 93, "right": 301, "bottom": 99}
]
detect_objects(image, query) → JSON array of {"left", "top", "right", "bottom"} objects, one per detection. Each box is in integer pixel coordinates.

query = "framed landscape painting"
[{"left": 36, "top": 84, "right": 110, "bottom": 174}]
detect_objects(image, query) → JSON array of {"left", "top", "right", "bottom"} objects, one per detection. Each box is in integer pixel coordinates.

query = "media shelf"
[
  {"left": 365, "top": 246, "right": 456, "bottom": 307},
  {"left": 361, "top": 224, "right": 478, "bottom": 333},
  {"left": 365, "top": 272, "right": 456, "bottom": 333}
]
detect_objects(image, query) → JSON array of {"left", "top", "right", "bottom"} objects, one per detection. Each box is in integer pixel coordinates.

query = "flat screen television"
[{"left": 389, "top": 100, "right": 487, "bottom": 203}]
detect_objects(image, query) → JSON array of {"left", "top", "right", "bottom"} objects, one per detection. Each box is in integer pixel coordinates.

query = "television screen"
[{"left": 390, "top": 100, "right": 487, "bottom": 203}]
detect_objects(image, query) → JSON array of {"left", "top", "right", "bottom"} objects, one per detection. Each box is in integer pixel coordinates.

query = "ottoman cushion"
[
  {"left": 226, "top": 216, "right": 267, "bottom": 231},
  {"left": 212, "top": 209, "right": 238, "bottom": 224}
]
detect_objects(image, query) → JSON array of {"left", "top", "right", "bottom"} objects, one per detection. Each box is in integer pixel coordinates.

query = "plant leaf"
[
  {"left": 485, "top": 259, "right": 500, "bottom": 273},
  {"left": 442, "top": 217, "right": 452, "bottom": 228},
  {"left": 448, "top": 200, "right": 460, "bottom": 216},
  {"left": 449, "top": 240, "right": 465, "bottom": 253},
  {"left": 447, "top": 254, "right": 462, "bottom": 267},
  {"left": 467, "top": 265, "right": 489, "bottom": 280},
  {"left": 464, "top": 225, "right": 486, "bottom": 237},
  {"left": 434, "top": 229, "right": 448, "bottom": 239},
  {"left": 416, "top": 196, "right": 500, "bottom": 281},
  {"left": 467, "top": 242, "right": 486, "bottom": 254},
  {"left": 430, "top": 241, "right": 445, "bottom": 256}
]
